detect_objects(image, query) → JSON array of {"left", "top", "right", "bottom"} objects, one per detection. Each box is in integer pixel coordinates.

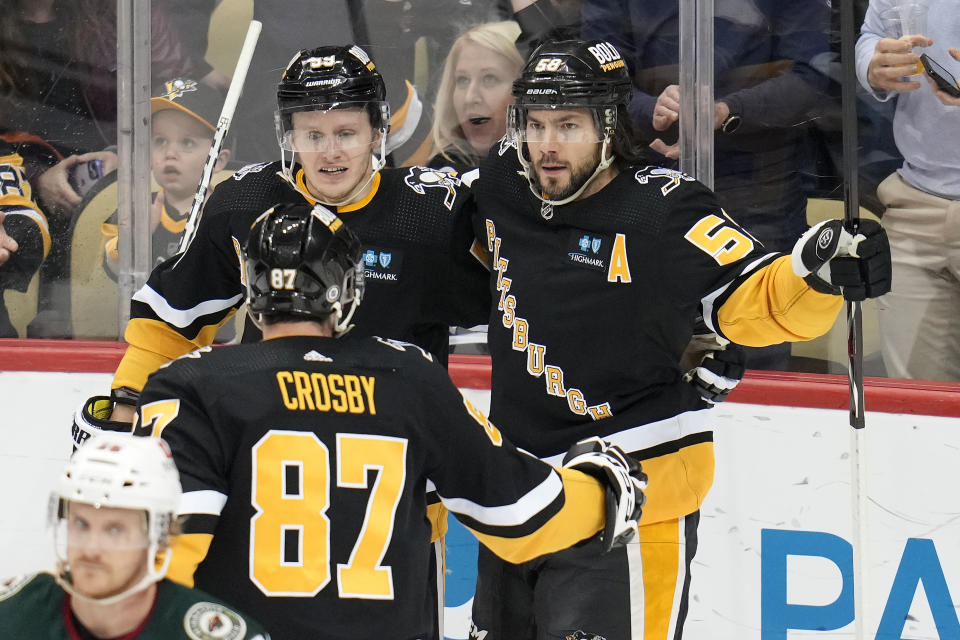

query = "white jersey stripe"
[
  {"left": 627, "top": 539, "right": 645, "bottom": 639},
  {"left": 541, "top": 409, "right": 712, "bottom": 465},
  {"left": 179, "top": 489, "right": 228, "bottom": 516},
  {"left": 133, "top": 285, "right": 243, "bottom": 329},
  {"left": 438, "top": 470, "right": 563, "bottom": 527}
]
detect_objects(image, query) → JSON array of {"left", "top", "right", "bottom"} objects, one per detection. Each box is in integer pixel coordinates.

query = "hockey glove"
[
  {"left": 683, "top": 340, "right": 746, "bottom": 404},
  {"left": 791, "top": 219, "right": 891, "bottom": 301},
  {"left": 71, "top": 395, "right": 134, "bottom": 452},
  {"left": 562, "top": 437, "right": 648, "bottom": 552}
]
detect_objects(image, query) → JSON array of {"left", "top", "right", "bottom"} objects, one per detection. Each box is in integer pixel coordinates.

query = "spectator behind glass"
[
  {"left": 857, "top": 1, "right": 960, "bottom": 381},
  {"left": 101, "top": 79, "right": 231, "bottom": 281},
  {"left": 0, "top": 0, "right": 193, "bottom": 338},
  {"left": 0, "top": 139, "right": 49, "bottom": 337},
  {"left": 427, "top": 21, "right": 524, "bottom": 172},
  {"left": 581, "top": 0, "right": 831, "bottom": 371},
  {"left": 0, "top": 0, "right": 192, "bottom": 159}
]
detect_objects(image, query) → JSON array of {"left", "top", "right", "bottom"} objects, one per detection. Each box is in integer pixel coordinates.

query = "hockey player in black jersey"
[
  {"left": 102, "top": 43, "right": 488, "bottom": 426},
  {"left": 132, "top": 202, "right": 647, "bottom": 640},
  {"left": 470, "top": 39, "right": 892, "bottom": 640}
]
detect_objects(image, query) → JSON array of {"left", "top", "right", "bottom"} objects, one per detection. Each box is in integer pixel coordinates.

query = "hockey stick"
[
  {"left": 839, "top": 1, "right": 868, "bottom": 638},
  {"left": 177, "top": 20, "right": 263, "bottom": 255}
]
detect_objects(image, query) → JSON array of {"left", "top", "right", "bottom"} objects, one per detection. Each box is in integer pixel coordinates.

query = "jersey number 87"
[{"left": 251, "top": 430, "right": 407, "bottom": 599}]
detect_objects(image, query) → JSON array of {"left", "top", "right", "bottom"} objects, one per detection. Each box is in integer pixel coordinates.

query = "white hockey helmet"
[{"left": 50, "top": 433, "right": 182, "bottom": 603}]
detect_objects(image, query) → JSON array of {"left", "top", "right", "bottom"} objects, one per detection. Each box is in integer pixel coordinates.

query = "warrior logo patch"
[
  {"left": 184, "top": 602, "right": 247, "bottom": 640},
  {"left": 362, "top": 246, "right": 402, "bottom": 283},
  {"left": 403, "top": 166, "right": 461, "bottom": 210},
  {"left": 566, "top": 230, "right": 608, "bottom": 271}
]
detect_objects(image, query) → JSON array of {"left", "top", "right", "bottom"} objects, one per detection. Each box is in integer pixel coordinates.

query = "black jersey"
[
  {"left": 114, "top": 162, "right": 489, "bottom": 391},
  {"left": 475, "top": 139, "right": 841, "bottom": 522},
  {"left": 0, "top": 573, "right": 270, "bottom": 639},
  {"left": 0, "top": 141, "right": 49, "bottom": 337},
  {"left": 102, "top": 191, "right": 189, "bottom": 279},
  {"left": 136, "top": 336, "right": 606, "bottom": 640},
  {"left": 0, "top": 141, "right": 49, "bottom": 292}
]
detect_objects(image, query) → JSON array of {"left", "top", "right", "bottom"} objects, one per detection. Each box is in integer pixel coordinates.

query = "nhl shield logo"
[{"left": 379, "top": 252, "right": 392, "bottom": 268}]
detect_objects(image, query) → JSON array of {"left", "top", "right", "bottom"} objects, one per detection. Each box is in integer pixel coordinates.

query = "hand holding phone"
[
  {"left": 920, "top": 53, "right": 960, "bottom": 98},
  {"left": 68, "top": 159, "right": 104, "bottom": 198}
]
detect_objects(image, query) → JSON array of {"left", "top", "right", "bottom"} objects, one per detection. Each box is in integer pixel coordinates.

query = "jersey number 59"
[{"left": 250, "top": 430, "right": 407, "bottom": 599}]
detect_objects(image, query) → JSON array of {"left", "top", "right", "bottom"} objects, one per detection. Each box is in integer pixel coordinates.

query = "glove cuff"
[
  {"left": 72, "top": 395, "right": 133, "bottom": 451},
  {"left": 803, "top": 272, "right": 841, "bottom": 295}
]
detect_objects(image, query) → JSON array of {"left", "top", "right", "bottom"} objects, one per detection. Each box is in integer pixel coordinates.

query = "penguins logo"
[
  {"left": 160, "top": 78, "right": 199, "bottom": 101},
  {"left": 404, "top": 167, "right": 461, "bottom": 210}
]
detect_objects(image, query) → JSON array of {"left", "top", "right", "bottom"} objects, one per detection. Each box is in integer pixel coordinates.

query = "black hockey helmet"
[
  {"left": 244, "top": 202, "right": 364, "bottom": 334},
  {"left": 511, "top": 39, "right": 632, "bottom": 108},
  {"left": 507, "top": 40, "right": 634, "bottom": 205},
  {"left": 276, "top": 44, "right": 389, "bottom": 131}
]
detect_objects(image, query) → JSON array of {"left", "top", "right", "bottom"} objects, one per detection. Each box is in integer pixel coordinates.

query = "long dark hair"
[{"left": 610, "top": 105, "right": 649, "bottom": 170}]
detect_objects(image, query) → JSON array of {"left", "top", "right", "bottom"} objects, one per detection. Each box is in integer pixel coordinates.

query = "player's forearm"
[
  {"left": 466, "top": 468, "right": 604, "bottom": 564},
  {"left": 717, "top": 255, "right": 842, "bottom": 346},
  {"left": 113, "top": 318, "right": 205, "bottom": 391}
]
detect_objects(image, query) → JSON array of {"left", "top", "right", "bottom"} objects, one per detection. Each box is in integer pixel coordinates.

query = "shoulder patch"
[
  {"left": 233, "top": 162, "right": 270, "bottom": 181},
  {"left": 0, "top": 574, "right": 37, "bottom": 602},
  {"left": 183, "top": 601, "right": 248, "bottom": 640},
  {"left": 497, "top": 135, "right": 516, "bottom": 156},
  {"left": 402, "top": 166, "right": 461, "bottom": 210},
  {"left": 633, "top": 166, "right": 696, "bottom": 197}
]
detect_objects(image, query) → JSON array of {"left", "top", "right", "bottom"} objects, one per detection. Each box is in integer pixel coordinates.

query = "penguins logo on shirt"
[{"left": 403, "top": 166, "right": 461, "bottom": 210}]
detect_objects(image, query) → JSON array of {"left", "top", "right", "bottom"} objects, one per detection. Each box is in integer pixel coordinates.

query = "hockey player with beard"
[{"left": 469, "top": 39, "right": 892, "bottom": 640}]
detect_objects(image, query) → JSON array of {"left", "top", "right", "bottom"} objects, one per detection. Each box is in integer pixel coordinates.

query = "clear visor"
[
  {"left": 507, "top": 104, "right": 615, "bottom": 144},
  {"left": 275, "top": 102, "right": 388, "bottom": 152},
  {"left": 50, "top": 497, "right": 151, "bottom": 552}
]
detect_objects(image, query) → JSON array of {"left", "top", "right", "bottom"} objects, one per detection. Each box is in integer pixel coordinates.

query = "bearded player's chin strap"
[
  {"left": 279, "top": 134, "right": 387, "bottom": 208},
  {"left": 516, "top": 134, "right": 614, "bottom": 208}
]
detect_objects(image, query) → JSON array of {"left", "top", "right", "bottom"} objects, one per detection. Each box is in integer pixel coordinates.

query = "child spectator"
[{"left": 101, "top": 78, "right": 230, "bottom": 278}]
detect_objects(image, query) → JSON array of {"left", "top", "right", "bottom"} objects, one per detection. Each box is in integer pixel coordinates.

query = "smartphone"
[
  {"left": 920, "top": 53, "right": 960, "bottom": 98},
  {"left": 68, "top": 159, "right": 104, "bottom": 198}
]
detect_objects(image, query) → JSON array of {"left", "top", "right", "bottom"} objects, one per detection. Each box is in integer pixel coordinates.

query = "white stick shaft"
[
  {"left": 177, "top": 19, "right": 262, "bottom": 255},
  {"left": 851, "top": 425, "right": 869, "bottom": 639}
]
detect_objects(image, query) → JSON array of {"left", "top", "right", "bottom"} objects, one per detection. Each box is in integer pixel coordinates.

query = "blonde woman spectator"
[{"left": 428, "top": 21, "right": 524, "bottom": 172}]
